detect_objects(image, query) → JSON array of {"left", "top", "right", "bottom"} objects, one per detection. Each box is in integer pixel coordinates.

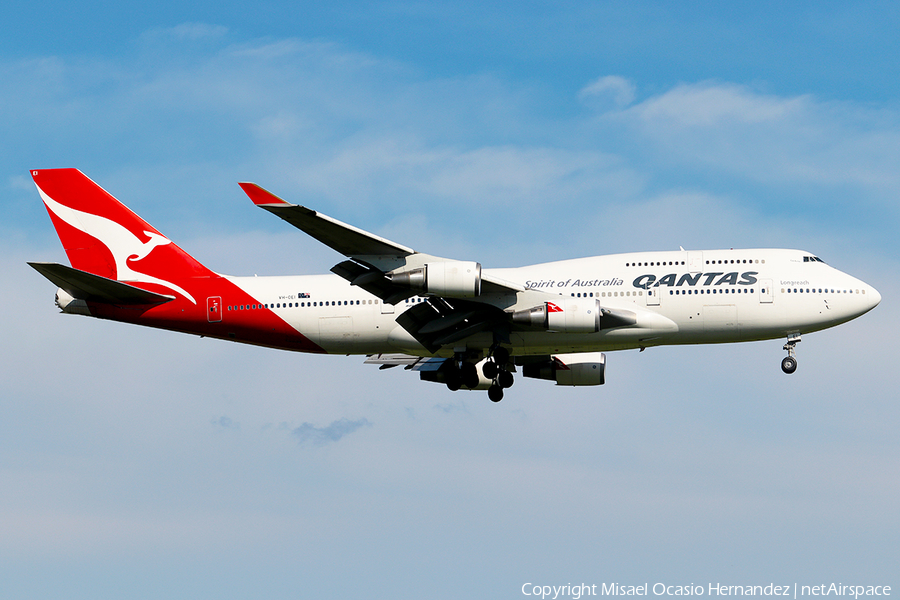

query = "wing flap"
[
  {"left": 364, "top": 353, "right": 447, "bottom": 372},
  {"left": 330, "top": 260, "right": 417, "bottom": 304},
  {"left": 28, "top": 262, "right": 175, "bottom": 305},
  {"left": 395, "top": 297, "right": 509, "bottom": 353}
]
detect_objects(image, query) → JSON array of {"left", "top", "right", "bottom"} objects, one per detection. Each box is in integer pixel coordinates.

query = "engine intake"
[{"left": 390, "top": 261, "right": 482, "bottom": 298}]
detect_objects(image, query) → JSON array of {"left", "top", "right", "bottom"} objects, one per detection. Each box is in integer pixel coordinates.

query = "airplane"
[{"left": 29, "top": 168, "right": 881, "bottom": 402}]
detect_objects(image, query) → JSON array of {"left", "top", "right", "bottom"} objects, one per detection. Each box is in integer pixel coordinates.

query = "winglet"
[{"left": 238, "top": 182, "right": 292, "bottom": 207}]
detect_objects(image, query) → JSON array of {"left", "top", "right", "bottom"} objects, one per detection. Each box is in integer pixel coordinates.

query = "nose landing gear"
[
  {"left": 781, "top": 355, "right": 797, "bottom": 374},
  {"left": 781, "top": 334, "right": 800, "bottom": 374}
]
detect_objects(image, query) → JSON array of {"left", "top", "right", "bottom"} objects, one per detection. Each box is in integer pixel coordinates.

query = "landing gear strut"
[
  {"left": 781, "top": 334, "right": 800, "bottom": 374},
  {"left": 486, "top": 345, "right": 513, "bottom": 402}
]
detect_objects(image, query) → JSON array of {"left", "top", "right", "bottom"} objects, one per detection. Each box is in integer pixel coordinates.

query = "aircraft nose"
[{"left": 868, "top": 285, "right": 882, "bottom": 309}]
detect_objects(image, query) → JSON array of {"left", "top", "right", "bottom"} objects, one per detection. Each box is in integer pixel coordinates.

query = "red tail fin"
[{"left": 32, "top": 169, "right": 214, "bottom": 304}]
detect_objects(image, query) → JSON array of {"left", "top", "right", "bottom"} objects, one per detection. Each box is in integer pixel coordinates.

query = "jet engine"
[
  {"left": 390, "top": 261, "right": 482, "bottom": 298},
  {"left": 511, "top": 299, "right": 637, "bottom": 333},
  {"left": 522, "top": 352, "right": 606, "bottom": 386},
  {"left": 511, "top": 298, "right": 601, "bottom": 333}
]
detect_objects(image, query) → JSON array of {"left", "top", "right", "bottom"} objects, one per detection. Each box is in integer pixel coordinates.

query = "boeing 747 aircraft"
[{"left": 29, "top": 169, "right": 881, "bottom": 401}]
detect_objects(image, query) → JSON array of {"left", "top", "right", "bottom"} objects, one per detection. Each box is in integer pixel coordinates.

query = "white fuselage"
[{"left": 222, "top": 248, "right": 880, "bottom": 357}]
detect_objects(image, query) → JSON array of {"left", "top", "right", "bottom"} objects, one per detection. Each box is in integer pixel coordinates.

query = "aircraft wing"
[
  {"left": 238, "top": 183, "right": 414, "bottom": 258},
  {"left": 239, "top": 182, "right": 529, "bottom": 352},
  {"left": 238, "top": 182, "right": 524, "bottom": 301}
]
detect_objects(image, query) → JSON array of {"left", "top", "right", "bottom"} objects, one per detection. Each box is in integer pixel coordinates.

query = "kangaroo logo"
[
  {"left": 546, "top": 302, "right": 564, "bottom": 313},
  {"left": 37, "top": 187, "right": 197, "bottom": 304}
]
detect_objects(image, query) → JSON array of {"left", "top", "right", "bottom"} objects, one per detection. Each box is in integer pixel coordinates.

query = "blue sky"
[{"left": 2, "top": 2, "right": 899, "bottom": 599}]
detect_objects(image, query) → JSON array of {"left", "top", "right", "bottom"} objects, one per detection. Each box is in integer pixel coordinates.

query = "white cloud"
[
  {"left": 290, "top": 418, "right": 372, "bottom": 445},
  {"left": 139, "top": 23, "right": 229, "bottom": 43},
  {"left": 603, "top": 81, "right": 900, "bottom": 203},
  {"left": 632, "top": 81, "right": 807, "bottom": 126},
  {"left": 579, "top": 74, "right": 636, "bottom": 108}
]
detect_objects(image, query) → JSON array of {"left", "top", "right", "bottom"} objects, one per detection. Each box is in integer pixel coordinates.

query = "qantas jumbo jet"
[{"left": 29, "top": 168, "right": 880, "bottom": 401}]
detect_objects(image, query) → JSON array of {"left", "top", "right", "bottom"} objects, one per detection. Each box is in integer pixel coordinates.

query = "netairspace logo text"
[{"left": 520, "top": 583, "right": 892, "bottom": 600}]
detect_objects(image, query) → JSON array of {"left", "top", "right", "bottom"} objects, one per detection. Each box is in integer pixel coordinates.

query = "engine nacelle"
[
  {"left": 390, "top": 261, "right": 482, "bottom": 298},
  {"left": 420, "top": 357, "right": 494, "bottom": 390},
  {"left": 522, "top": 352, "right": 606, "bottom": 386},
  {"left": 511, "top": 298, "right": 601, "bottom": 333}
]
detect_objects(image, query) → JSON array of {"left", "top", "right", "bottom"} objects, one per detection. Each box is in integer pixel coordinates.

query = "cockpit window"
[{"left": 803, "top": 256, "right": 826, "bottom": 264}]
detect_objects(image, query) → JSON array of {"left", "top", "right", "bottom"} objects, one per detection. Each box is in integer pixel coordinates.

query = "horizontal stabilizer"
[{"left": 28, "top": 262, "right": 175, "bottom": 305}]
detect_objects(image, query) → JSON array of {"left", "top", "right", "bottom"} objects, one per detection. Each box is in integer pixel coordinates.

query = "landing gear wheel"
[
  {"left": 488, "top": 385, "right": 504, "bottom": 402},
  {"left": 781, "top": 334, "right": 800, "bottom": 375},
  {"left": 492, "top": 346, "right": 510, "bottom": 365},
  {"left": 482, "top": 360, "right": 499, "bottom": 380},
  {"left": 461, "top": 362, "right": 479, "bottom": 389},
  {"left": 497, "top": 370, "right": 514, "bottom": 389},
  {"left": 781, "top": 356, "right": 797, "bottom": 374}
]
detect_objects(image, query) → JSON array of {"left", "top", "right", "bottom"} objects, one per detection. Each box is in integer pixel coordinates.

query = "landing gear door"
[{"left": 760, "top": 279, "right": 774, "bottom": 304}]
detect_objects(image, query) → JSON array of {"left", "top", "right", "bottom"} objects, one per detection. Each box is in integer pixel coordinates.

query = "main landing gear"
[
  {"left": 781, "top": 334, "right": 800, "bottom": 374},
  {"left": 445, "top": 346, "right": 515, "bottom": 402},
  {"left": 485, "top": 346, "right": 513, "bottom": 403}
]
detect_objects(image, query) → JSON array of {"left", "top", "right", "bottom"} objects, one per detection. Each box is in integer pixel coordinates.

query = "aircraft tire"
[
  {"left": 461, "top": 362, "right": 479, "bottom": 389},
  {"left": 488, "top": 385, "right": 504, "bottom": 402},
  {"left": 781, "top": 356, "right": 797, "bottom": 374},
  {"left": 482, "top": 360, "right": 499, "bottom": 379},
  {"left": 493, "top": 346, "right": 510, "bottom": 365},
  {"left": 497, "top": 370, "right": 514, "bottom": 389}
]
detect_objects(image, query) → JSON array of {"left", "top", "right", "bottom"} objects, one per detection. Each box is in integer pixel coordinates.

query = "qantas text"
[{"left": 633, "top": 271, "right": 758, "bottom": 290}]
